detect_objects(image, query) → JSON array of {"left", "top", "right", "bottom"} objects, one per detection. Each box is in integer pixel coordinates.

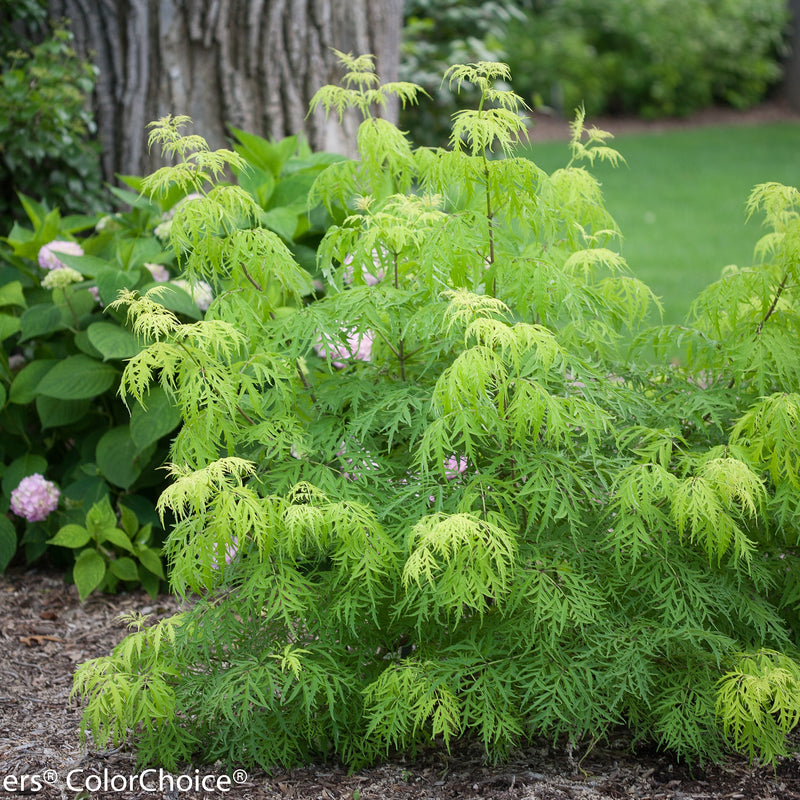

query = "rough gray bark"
[
  {"left": 48, "top": 0, "right": 402, "bottom": 180},
  {"left": 784, "top": 0, "right": 800, "bottom": 110}
]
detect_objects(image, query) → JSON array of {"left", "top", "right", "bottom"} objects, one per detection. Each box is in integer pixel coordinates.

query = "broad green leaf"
[
  {"left": 96, "top": 266, "right": 140, "bottom": 306},
  {"left": 0, "top": 313, "right": 22, "bottom": 341},
  {"left": 62, "top": 476, "right": 109, "bottom": 509},
  {"left": 136, "top": 545, "right": 164, "bottom": 579},
  {"left": 73, "top": 549, "right": 107, "bottom": 601},
  {"left": 121, "top": 497, "right": 160, "bottom": 530},
  {"left": 267, "top": 172, "right": 316, "bottom": 210},
  {"left": 54, "top": 252, "right": 110, "bottom": 277},
  {"left": 17, "top": 193, "right": 46, "bottom": 228},
  {"left": 55, "top": 286, "right": 96, "bottom": 322},
  {"left": 0, "top": 281, "right": 26, "bottom": 308},
  {"left": 96, "top": 426, "right": 146, "bottom": 489},
  {"left": 87, "top": 321, "right": 143, "bottom": 360},
  {"left": 21, "top": 525, "right": 48, "bottom": 563},
  {"left": 119, "top": 504, "right": 139, "bottom": 538},
  {"left": 36, "top": 355, "right": 117, "bottom": 400},
  {"left": 110, "top": 556, "right": 139, "bottom": 581},
  {"left": 98, "top": 526, "right": 135, "bottom": 553},
  {"left": 260, "top": 207, "right": 298, "bottom": 241},
  {"left": 1, "top": 454, "right": 48, "bottom": 496},
  {"left": 74, "top": 329, "right": 104, "bottom": 359},
  {"left": 9, "top": 360, "right": 56, "bottom": 404},
  {"left": 143, "top": 283, "right": 201, "bottom": 319},
  {"left": 19, "top": 304, "right": 66, "bottom": 341},
  {"left": 36, "top": 395, "right": 91, "bottom": 428},
  {"left": 60, "top": 215, "right": 100, "bottom": 235},
  {"left": 239, "top": 164, "right": 276, "bottom": 207},
  {"left": 0, "top": 382, "right": 6, "bottom": 409},
  {"left": 48, "top": 524, "right": 91, "bottom": 549},
  {"left": 108, "top": 185, "right": 158, "bottom": 211},
  {"left": 130, "top": 385, "right": 181, "bottom": 451},
  {"left": 85, "top": 496, "right": 117, "bottom": 536},
  {"left": 0, "top": 517, "right": 17, "bottom": 572},
  {"left": 139, "top": 568, "right": 160, "bottom": 599},
  {"left": 230, "top": 126, "right": 297, "bottom": 175}
]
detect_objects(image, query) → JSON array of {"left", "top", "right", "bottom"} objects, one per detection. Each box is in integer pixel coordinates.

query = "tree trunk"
[
  {"left": 47, "top": 0, "right": 402, "bottom": 181},
  {"left": 784, "top": 0, "right": 800, "bottom": 111}
]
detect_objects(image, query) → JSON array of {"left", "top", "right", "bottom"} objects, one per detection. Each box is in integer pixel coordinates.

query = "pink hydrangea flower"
[
  {"left": 313, "top": 329, "right": 374, "bottom": 368},
  {"left": 166, "top": 192, "right": 203, "bottom": 220},
  {"left": 144, "top": 263, "right": 170, "bottom": 283},
  {"left": 211, "top": 536, "right": 238, "bottom": 569},
  {"left": 88, "top": 286, "right": 102, "bottom": 305},
  {"left": 336, "top": 440, "right": 380, "bottom": 481},
  {"left": 444, "top": 454, "right": 469, "bottom": 480},
  {"left": 10, "top": 474, "right": 60, "bottom": 522},
  {"left": 171, "top": 279, "right": 214, "bottom": 312},
  {"left": 8, "top": 353, "right": 26, "bottom": 371},
  {"left": 342, "top": 250, "right": 386, "bottom": 286},
  {"left": 37, "top": 240, "right": 84, "bottom": 271}
]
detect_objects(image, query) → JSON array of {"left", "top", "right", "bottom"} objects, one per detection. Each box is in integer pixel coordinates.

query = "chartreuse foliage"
[
  {"left": 0, "top": 122, "right": 338, "bottom": 586},
  {"left": 74, "top": 55, "right": 800, "bottom": 769}
]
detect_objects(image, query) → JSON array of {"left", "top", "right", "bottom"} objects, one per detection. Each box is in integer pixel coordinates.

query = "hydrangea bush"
[
  {"left": 75, "top": 56, "right": 800, "bottom": 769},
  {"left": 0, "top": 127, "right": 342, "bottom": 593}
]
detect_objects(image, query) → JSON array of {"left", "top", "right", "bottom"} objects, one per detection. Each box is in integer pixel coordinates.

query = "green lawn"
[{"left": 521, "top": 122, "right": 800, "bottom": 325}]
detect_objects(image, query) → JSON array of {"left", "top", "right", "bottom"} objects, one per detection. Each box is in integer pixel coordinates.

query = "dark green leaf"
[
  {"left": 87, "top": 321, "right": 143, "bottom": 360},
  {"left": 55, "top": 252, "right": 111, "bottom": 278},
  {"left": 129, "top": 385, "right": 181, "bottom": 452},
  {"left": 1, "top": 454, "right": 49, "bottom": 496},
  {"left": 144, "top": 283, "right": 201, "bottom": 319},
  {"left": 99, "top": 526, "right": 134, "bottom": 552},
  {"left": 0, "top": 313, "right": 20, "bottom": 341},
  {"left": 260, "top": 207, "right": 298, "bottom": 241},
  {"left": 95, "top": 426, "right": 144, "bottom": 489},
  {"left": 9, "top": 360, "right": 56, "bottom": 404},
  {"left": 19, "top": 304, "right": 66, "bottom": 341},
  {"left": 36, "top": 395, "right": 91, "bottom": 428},
  {"left": 35, "top": 355, "right": 117, "bottom": 399},
  {"left": 0, "top": 517, "right": 17, "bottom": 572},
  {"left": 96, "top": 266, "right": 140, "bottom": 306},
  {"left": 136, "top": 545, "right": 164, "bottom": 579}
]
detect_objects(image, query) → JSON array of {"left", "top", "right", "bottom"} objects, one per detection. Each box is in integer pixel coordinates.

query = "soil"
[{"left": 2, "top": 568, "right": 799, "bottom": 800}]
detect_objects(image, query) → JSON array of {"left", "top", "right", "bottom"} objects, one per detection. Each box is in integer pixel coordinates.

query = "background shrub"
[
  {"left": 0, "top": 128, "right": 341, "bottom": 595},
  {"left": 0, "top": 14, "right": 104, "bottom": 232},
  {"left": 400, "top": 0, "right": 525, "bottom": 144},
  {"left": 504, "top": 0, "right": 789, "bottom": 118}
]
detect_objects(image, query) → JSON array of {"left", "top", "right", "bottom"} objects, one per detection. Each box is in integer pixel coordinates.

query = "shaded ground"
[{"left": 1, "top": 569, "right": 798, "bottom": 800}]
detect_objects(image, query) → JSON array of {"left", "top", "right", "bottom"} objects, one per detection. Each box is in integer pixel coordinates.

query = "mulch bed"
[{"left": 1, "top": 568, "right": 798, "bottom": 800}]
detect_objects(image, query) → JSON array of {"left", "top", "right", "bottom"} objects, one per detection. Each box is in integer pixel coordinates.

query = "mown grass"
[{"left": 522, "top": 122, "right": 800, "bottom": 326}]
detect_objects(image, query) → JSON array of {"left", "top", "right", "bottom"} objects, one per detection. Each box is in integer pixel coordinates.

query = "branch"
[{"left": 756, "top": 271, "right": 789, "bottom": 335}]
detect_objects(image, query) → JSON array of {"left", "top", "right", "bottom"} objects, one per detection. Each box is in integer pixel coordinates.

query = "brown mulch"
[{"left": 1, "top": 568, "right": 798, "bottom": 800}]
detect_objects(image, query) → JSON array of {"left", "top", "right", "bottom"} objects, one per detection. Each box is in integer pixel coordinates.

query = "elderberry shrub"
[{"left": 75, "top": 54, "right": 800, "bottom": 770}]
